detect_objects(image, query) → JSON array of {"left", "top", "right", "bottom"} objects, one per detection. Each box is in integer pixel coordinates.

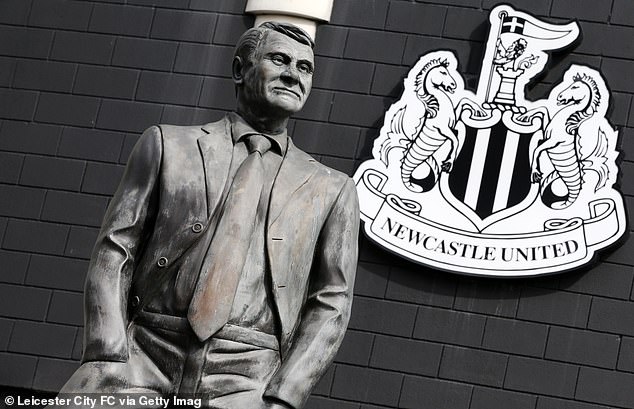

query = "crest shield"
[{"left": 352, "top": 5, "right": 627, "bottom": 277}]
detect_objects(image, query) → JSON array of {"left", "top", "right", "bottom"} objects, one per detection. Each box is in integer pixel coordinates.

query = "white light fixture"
[{"left": 245, "top": 0, "right": 334, "bottom": 40}]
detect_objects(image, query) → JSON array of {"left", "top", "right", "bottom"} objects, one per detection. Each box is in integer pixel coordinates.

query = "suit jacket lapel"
[
  {"left": 198, "top": 116, "right": 233, "bottom": 218},
  {"left": 268, "top": 139, "right": 319, "bottom": 229}
]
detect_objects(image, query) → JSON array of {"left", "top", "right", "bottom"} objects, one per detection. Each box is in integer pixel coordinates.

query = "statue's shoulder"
[{"left": 292, "top": 144, "right": 352, "bottom": 187}]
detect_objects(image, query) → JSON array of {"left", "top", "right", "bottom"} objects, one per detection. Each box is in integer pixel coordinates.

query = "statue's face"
[{"left": 242, "top": 30, "right": 314, "bottom": 116}]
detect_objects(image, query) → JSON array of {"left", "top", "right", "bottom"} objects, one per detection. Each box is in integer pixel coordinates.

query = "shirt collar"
[{"left": 229, "top": 112, "right": 288, "bottom": 155}]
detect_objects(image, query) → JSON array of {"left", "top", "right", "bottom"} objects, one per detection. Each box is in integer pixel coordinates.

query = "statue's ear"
[{"left": 232, "top": 56, "right": 244, "bottom": 86}]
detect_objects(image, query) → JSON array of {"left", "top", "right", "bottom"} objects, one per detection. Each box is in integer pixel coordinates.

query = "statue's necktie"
[{"left": 188, "top": 134, "right": 271, "bottom": 341}]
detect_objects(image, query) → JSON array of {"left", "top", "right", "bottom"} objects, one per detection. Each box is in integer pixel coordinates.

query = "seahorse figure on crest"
[{"left": 378, "top": 53, "right": 486, "bottom": 193}]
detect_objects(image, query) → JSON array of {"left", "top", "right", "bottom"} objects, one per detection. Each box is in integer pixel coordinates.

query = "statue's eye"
[
  {"left": 298, "top": 63, "right": 313, "bottom": 74},
  {"left": 271, "top": 55, "right": 286, "bottom": 66}
]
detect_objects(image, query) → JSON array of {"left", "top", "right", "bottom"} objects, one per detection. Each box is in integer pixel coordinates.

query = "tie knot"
[{"left": 246, "top": 134, "right": 272, "bottom": 155}]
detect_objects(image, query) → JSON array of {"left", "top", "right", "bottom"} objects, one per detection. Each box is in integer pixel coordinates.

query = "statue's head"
[{"left": 233, "top": 22, "right": 315, "bottom": 118}]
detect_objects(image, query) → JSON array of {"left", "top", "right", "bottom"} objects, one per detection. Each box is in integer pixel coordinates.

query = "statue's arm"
[
  {"left": 264, "top": 177, "right": 360, "bottom": 409},
  {"left": 82, "top": 126, "right": 162, "bottom": 363}
]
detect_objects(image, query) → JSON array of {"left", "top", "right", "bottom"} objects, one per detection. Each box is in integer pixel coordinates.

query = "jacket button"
[
  {"left": 130, "top": 296, "right": 140, "bottom": 308},
  {"left": 157, "top": 257, "right": 168, "bottom": 267},
  {"left": 192, "top": 222, "right": 204, "bottom": 233}
]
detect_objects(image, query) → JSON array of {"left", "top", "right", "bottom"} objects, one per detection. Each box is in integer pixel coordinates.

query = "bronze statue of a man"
[{"left": 55, "top": 22, "right": 359, "bottom": 409}]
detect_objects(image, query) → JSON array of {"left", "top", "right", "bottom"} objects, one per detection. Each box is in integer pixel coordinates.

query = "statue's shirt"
[{"left": 145, "top": 112, "right": 287, "bottom": 335}]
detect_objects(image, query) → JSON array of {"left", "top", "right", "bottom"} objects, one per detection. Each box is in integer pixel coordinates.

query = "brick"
[
  {"left": 537, "top": 396, "right": 613, "bottom": 409},
  {"left": 559, "top": 262, "right": 633, "bottom": 299},
  {"left": 399, "top": 375, "right": 472, "bottom": 409},
  {"left": 330, "top": 0, "right": 389, "bottom": 30},
  {"left": 293, "top": 89, "right": 333, "bottom": 122},
  {"left": 471, "top": 387, "right": 536, "bottom": 409},
  {"left": 199, "top": 77, "right": 236, "bottom": 110},
  {"left": 403, "top": 35, "right": 481, "bottom": 74},
  {"left": 578, "top": 23, "right": 634, "bottom": 60},
  {"left": 29, "top": 0, "right": 92, "bottom": 30},
  {"left": 74, "top": 65, "right": 139, "bottom": 99},
  {"left": 413, "top": 306, "right": 486, "bottom": 347},
  {"left": 371, "top": 64, "right": 408, "bottom": 97},
  {"left": 0, "top": 89, "right": 38, "bottom": 121},
  {"left": 0, "top": 353, "right": 37, "bottom": 388},
  {"left": 483, "top": 317, "right": 547, "bottom": 357},
  {"left": 0, "top": 318, "right": 13, "bottom": 350},
  {"left": 305, "top": 396, "right": 359, "bottom": 409},
  {"left": 213, "top": 14, "right": 250, "bottom": 46},
  {"left": 331, "top": 365, "right": 402, "bottom": 406},
  {"left": 386, "top": 2, "right": 446, "bottom": 36},
  {"left": 9, "top": 321, "right": 75, "bottom": 358},
  {"left": 128, "top": 0, "right": 189, "bottom": 8},
  {"left": 293, "top": 120, "right": 359, "bottom": 158},
  {"left": 0, "top": 250, "right": 30, "bottom": 284},
  {"left": 59, "top": 127, "right": 125, "bottom": 163},
  {"left": 335, "top": 330, "right": 373, "bottom": 365},
  {"left": 552, "top": 0, "right": 612, "bottom": 23},
  {"left": 0, "top": 0, "right": 32, "bottom": 24},
  {"left": 601, "top": 58, "right": 634, "bottom": 93},
  {"left": 42, "top": 191, "right": 109, "bottom": 227},
  {"left": 620, "top": 162, "right": 634, "bottom": 194},
  {"left": 314, "top": 26, "right": 347, "bottom": 58},
  {"left": 345, "top": 29, "right": 406, "bottom": 65},
  {"left": 0, "top": 26, "right": 53, "bottom": 59},
  {"left": 505, "top": 356, "right": 578, "bottom": 398},
  {"left": 137, "top": 72, "right": 203, "bottom": 106},
  {"left": 589, "top": 298, "right": 634, "bottom": 336},
  {"left": 0, "top": 121, "right": 62, "bottom": 155},
  {"left": 113, "top": 38, "right": 178, "bottom": 71},
  {"left": 330, "top": 93, "right": 390, "bottom": 127},
  {"left": 313, "top": 57, "right": 374, "bottom": 94},
  {"left": 348, "top": 297, "right": 417, "bottom": 337},
  {"left": 151, "top": 9, "right": 217, "bottom": 43},
  {"left": 370, "top": 334, "right": 442, "bottom": 376},
  {"left": 20, "top": 156, "right": 85, "bottom": 191},
  {"left": 612, "top": 0, "right": 634, "bottom": 26},
  {"left": 482, "top": 0, "right": 551, "bottom": 15},
  {"left": 454, "top": 279, "right": 520, "bottom": 317},
  {"left": 0, "top": 217, "right": 6, "bottom": 243},
  {"left": 351, "top": 262, "right": 388, "bottom": 298},
  {"left": 51, "top": 31, "right": 115, "bottom": 64},
  {"left": 33, "top": 357, "right": 80, "bottom": 392},
  {"left": 89, "top": 3, "right": 154, "bottom": 37},
  {"left": 35, "top": 93, "right": 100, "bottom": 127},
  {"left": 619, "top": 337, "right": 634, "bottom": 372},
  {"left": 439, "top": 346, "right": 507, "bottom": 387},
  {"left": 546, "top": 327, "right": 619, "bottom": 369},
  {"left": 386, "top": 267, "right": 456, "bottom": 308},
  {"left": 319, "top": 156, "right": 356, "bottom": 176},
  {"left": 443, "top": 7, "right": 489, "bottom": 41},
  {"left": 3, "top": 219, "right": 69, "bottom": 256},
  {"left": 312, "top": 364, "right": 334, "bottom": 395},
  {"left": 611, "top": 92, "right": 631, "bottom": 128},
  {"left": 174, "top": 43, "right": 234, "bottom": 77},
  {"left": 189, "top": 0, "right": 246, "bottom": 13},
  {"left": 97, "top": 100, "right": 163, "bottom": 133},
  {"left": 541, "top": 54, "right": 602, "bottom": 86},
  {"left": 13, "top": 60, "right": 76, "bottom": 93},
  {"left": 72, "top": 329, "right": 83, "bottom": 360},
  {"left": 0, "top": 283, "right": 51, "bottom": 320},
  {"left": 81, "top": 162, "right": 125, "bottom": 196},
  {"left": 26, "top": 254, "right": 88, "bottom": 292},
  {"left": 0, "top": 57, "right": 16, "bottom": 87},
  {"left": 160, "top": 106, "right": 222, "bottom": 127},
  {"left": 64, "top": 223, "right": 97, "bottom": 261},
  {"left": 48, "top": 291, "right": 83, "bottom": 326},
  {"left": 0, "top": 185, "right": 45, "bottom": 219},
  {"left": 0, "top": 152, "right": 23, "bottom": 183},
  {"left": 517, "top": 287, "right": 591, "bottom": 327},
  {"left": 577, "top": 367, "right": 634, "bottom": 407}
]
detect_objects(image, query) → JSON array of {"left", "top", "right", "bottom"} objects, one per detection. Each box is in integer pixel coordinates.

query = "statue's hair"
[{"left": 234, "top": 21, "right": 314, "bottom": 66}]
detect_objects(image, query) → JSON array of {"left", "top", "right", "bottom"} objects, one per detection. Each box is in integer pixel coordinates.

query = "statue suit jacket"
[{"left": 81, "top": 114, "right": 360, "bottom": 408}]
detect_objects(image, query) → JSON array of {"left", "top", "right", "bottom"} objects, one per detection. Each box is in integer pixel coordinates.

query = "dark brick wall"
[{"left": 0, "top": 0, "right": 633, "bottom": 408}]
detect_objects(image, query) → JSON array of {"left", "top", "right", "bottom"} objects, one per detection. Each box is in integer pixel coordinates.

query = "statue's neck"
[{"left": 236, "top": 103, "right": 288, "bottom": 135}]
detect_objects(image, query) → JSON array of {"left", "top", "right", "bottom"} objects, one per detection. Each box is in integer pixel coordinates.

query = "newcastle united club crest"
[{"left": 353, "top": 4, "right": 627, "bottom": 277}]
